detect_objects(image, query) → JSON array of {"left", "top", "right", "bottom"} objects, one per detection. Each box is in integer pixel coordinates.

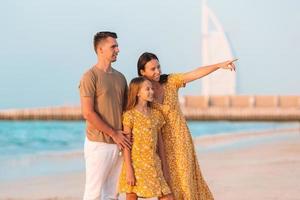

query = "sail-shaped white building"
[{"left": 201, "top": 0, "right": 236, "bottom": 95}]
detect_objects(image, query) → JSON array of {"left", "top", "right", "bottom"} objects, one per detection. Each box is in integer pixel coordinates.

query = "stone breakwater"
[{"left": 1, "top": 96, "right": 300, "bottom": 121}]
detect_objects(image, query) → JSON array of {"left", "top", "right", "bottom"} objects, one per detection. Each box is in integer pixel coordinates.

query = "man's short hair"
[{"left": 93, "top": 31, "right": 118, "bottom": 53}]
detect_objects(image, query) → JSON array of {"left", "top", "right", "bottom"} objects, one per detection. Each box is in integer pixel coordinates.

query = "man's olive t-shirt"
[{"left": 79, "top": 66, "right": 127, "bottom": 144}]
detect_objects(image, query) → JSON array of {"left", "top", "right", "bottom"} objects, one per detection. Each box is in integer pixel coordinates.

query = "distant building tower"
[{"left": 201, "top": 0, "right": 236, "bottom": 95}]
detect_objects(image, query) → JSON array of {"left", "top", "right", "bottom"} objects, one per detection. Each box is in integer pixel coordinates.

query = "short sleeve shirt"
[{"left": 79, "top": 66, "right": 127, "bottom": 143}]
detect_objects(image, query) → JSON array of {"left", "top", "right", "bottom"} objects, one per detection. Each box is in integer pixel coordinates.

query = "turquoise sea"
[{"left": 0, "top": 121, "right": 298, "bottom": 181}]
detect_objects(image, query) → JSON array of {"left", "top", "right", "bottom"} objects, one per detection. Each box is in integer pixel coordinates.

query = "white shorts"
[{"left": 83, "top": 137, "right": 122, "bottom": 200}]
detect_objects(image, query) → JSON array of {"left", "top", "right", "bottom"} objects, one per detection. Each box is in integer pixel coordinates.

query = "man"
[{"left": 79, "top": 31, "right": 131, "bottom": 200}]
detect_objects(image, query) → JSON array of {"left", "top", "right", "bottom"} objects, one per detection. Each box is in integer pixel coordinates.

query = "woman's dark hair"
[
  {"left": 159, "top": 74, "right": 169, "bottom": 84},
  {"left": 137, "top": 52, "right": 169, "bottom": 84}
]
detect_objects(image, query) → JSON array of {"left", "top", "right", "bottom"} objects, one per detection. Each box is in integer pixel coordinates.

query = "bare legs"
[
  {"left": 126, "top": 193, "right": 137, "bottom": 200},
  {"left": 159, "top": 194, "right": 174, "bottom": 200},
  {"left": 126, "top": 193, "right": 173, "bottom": 200}
]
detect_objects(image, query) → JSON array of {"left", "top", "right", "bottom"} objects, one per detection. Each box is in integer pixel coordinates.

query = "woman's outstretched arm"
[{"left": 183, "top": 59, "right": 238, "bottom": 84}]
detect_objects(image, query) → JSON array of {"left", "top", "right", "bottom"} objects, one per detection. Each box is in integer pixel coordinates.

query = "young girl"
[{"left": 118, "top": 77, "right": 173, "bottom": 200}]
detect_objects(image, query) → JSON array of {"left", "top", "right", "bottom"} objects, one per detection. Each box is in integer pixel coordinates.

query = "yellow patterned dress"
[
  {"left": 153, "top": 74, "right": 214, "bottom": 200},
  {"left": 118, "top": 108, "right": 171, "bottom": 198}
]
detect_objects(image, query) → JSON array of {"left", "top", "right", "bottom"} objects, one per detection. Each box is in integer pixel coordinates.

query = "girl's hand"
[
  {"left": 219, "top": 59, "right": 238, "bottom": 71},
  {"left": 126, "top": 167, "right": 136, "bottom": 186}
]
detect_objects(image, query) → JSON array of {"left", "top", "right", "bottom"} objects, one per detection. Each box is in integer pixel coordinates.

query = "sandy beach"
[
  {"left": 197, "top": 129, "right": 300, "bottom": 200},
  {"left": 0, "top": 128, "right": 299, "bottom": 200}
]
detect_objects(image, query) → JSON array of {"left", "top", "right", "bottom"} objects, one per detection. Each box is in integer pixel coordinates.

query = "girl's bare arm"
[{"left": 123, "top": 126, "right": 135, "bottom": 186}]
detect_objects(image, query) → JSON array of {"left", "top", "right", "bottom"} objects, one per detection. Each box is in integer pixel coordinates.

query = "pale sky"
[{"left": 0, "top": 0, "right": 299, "bottom": 109}]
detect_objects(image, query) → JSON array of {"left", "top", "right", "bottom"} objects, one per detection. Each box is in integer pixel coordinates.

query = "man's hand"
[{"left": 111, "top": 130, "right": 132, "bottom": 150}]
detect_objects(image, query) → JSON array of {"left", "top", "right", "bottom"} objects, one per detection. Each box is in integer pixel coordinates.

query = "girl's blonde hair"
[{"left": 126, "top": 77, "right": 150, "bottom": 111}]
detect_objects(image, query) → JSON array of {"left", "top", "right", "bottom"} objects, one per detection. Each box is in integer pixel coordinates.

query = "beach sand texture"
[{"left": 0, "top": 129, "right": 299, "bottom": 200}]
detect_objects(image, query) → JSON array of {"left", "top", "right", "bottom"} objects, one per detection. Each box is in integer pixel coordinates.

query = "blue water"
[
  {"left": 0, "top": 121, "right": 298, "bottom": 181},
  {"left": 0, "top": 121, "right": 85, "bottom": 157}
]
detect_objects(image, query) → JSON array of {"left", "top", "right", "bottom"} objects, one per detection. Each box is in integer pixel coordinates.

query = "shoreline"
[
  {"left": 0, "top": 128, "right": 299, "bottom": 199},
  {"left": 194, "top": 126, "right": 300, "bottom": 149}
]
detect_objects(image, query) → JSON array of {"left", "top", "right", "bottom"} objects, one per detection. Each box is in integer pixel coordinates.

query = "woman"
[{"left": 137, "top": 52, "right": 237, "bottom": 200}]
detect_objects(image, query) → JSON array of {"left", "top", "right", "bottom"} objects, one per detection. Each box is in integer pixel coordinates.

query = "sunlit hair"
[
  {"left": 93, "top": 31, "right": 117, "bottom": 53},
  {"left": 126, "top": 77, "right": 151, "bottom": 111},
  {"left": 137, "top": 52, "right": 169, "bottom": 84}
]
